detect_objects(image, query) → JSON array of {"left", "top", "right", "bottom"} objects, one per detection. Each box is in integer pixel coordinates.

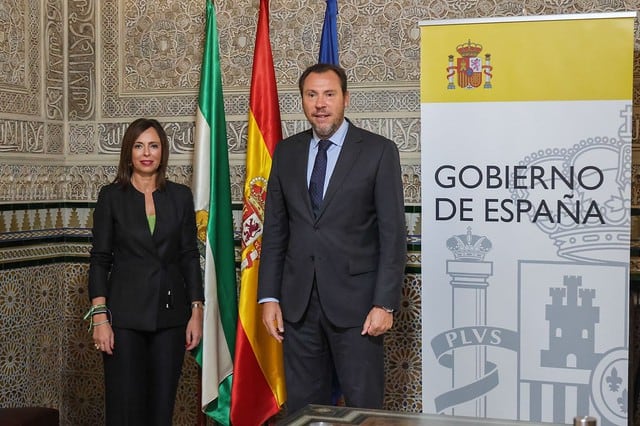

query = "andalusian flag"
[
  {"left": 192, "top": 1, "right": 237, "bottom": 424},
  {"left": 230, "top": 0, "right": 286, "bottom": 424}
]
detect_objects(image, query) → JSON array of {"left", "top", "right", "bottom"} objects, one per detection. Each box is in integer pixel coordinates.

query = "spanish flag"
[{"left": 230, "top": 0, "right": 286, "bottom": 424}]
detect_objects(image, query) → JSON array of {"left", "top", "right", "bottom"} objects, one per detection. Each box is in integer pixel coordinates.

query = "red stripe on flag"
[
  {"left": 231, "top": 0, "right": 286, "bottom": 423},
  {"left": 231, "top": 326, "right": 279, "bottom": 425},
  {"left": 248, "top": 0, "right": 281, "bottom": 156}
]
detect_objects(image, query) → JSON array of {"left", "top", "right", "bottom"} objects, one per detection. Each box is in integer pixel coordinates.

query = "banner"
[
  {"left": 319, "top": 0, "right": 339, "bottom": 64},
  {"left": 230, "top": 0, "right": 286, "bottom": 423},
  {"left": 192, "top": 1, "right": 237, "bottom": 424},
  {"left": 420, "top": 13, "right": 635, "bottom": 425}
]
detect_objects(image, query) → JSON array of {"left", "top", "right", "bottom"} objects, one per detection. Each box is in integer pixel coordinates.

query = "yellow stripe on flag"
[
  {"left": 245, "top": 114, "right": 277, "bottom": 179},
  {"left": 240, "top": 111, "right": 287, "bottom": 398},
  {"left": 231, "top": 1, "right": 285, "bottom": 423},
  {"left": 421, "top": 15, "right": 635, "bottom": 103}
]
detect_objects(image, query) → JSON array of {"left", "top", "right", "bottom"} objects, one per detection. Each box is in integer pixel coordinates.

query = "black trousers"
[
  {"left": 283, "top": 285, "right": 385, "bottom": 415},
  {"left": 103, "top": 326, "right": 186, "bottom": 426}
]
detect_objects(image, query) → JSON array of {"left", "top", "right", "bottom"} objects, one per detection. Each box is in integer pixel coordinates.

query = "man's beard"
[{"left": 313, "top": 121, "right": 338, "bottom": 139}]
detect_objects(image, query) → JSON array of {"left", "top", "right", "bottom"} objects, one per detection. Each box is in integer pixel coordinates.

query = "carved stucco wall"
[{"left": 0, "top": 0, "right": 639, "bottom": 425}]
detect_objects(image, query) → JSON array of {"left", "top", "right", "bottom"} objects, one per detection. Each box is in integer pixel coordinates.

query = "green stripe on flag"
[{"left": 193, "top": 1, "right": 237, "bottom": 424}]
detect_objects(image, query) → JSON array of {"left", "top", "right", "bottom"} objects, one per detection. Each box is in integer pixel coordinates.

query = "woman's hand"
[
  {"left": 93, "top": 318, "right": 114, "bottom": 355},
  {"left": 185, "top": 302, "right": 204, "bottom": 350}
]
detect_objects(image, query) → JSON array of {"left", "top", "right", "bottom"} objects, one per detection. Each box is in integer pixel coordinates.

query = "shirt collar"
[{"left": 312, "top": 119, "right": 349, "bottom": 148}]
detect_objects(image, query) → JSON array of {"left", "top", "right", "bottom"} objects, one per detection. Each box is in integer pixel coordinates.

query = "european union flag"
[{"left": 319, "top": 0, "right": 339, "bottom": 65}]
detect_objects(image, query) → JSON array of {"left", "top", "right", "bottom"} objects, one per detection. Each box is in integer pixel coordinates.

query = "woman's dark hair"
[
  {"left": 298, "top": 63, "right": 348, "bottom": 95},
  {"left": 114, "top": 118, "right": 169, "bottom": 190}
]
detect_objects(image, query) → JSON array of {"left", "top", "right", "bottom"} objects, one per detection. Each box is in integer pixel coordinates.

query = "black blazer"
[
  {"left": 88, "top": 181, "right": 203, "bottom": 331},
  {"left": 258, "top": 122, "right": 407, "bottom": 327}
]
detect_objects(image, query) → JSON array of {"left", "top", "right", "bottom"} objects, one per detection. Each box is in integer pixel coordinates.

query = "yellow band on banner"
[
  {"left": 240, "top": 111, "right": 285, "bottom": 396},
  {"left": 420, "top": 15, "right": 635, "bottom": 103}
]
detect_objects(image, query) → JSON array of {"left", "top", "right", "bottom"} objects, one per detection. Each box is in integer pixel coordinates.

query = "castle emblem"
[
  {"left": 541, "top": 276, "right": 600, "bottom": 371},
  {"left": 447, "top": 40, "right": 493, "bottom": 89}
]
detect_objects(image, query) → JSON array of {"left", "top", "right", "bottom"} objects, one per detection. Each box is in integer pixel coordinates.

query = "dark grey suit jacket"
[
  {"left": 88, "top": 181, "right": 203, "bottom": 331},
  {"left": 258, "top": 122, "right": 406, "bottom": 328}
]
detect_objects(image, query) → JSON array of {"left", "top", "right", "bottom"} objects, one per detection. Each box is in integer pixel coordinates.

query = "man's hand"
[
  {"left": 361, "top": 306, "right": 394, "bottom": 336},
  {"left": 262, "top": 301, "right": 284, "bottom": 342}
]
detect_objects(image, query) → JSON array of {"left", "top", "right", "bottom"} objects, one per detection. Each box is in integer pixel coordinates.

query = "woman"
[{"left": 87, "top": 118, "right": 204, "bottom": 425}]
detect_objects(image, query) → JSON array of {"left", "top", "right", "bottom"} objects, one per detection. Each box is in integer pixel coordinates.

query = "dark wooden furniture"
[{"left": 0, "top": 407, "right": 59, "bottom": 426}]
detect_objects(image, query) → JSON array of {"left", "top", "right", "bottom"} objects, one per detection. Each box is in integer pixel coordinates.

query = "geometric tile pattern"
[
  {"left": 0, "top": 264, "right": 63, "bottom": 414},
  {"left": 0, "top": 260, "right": 203, "bottom": 425},
  {"left": 384, "top": 272, "right": 423, "bottom": 412}
]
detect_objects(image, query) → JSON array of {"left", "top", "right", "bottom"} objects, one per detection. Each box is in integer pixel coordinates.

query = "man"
[{"left": 259, "top": 63, "right": 406, "bottom": 413}]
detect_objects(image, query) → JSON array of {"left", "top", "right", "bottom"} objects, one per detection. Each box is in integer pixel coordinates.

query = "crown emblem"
[
  {"left": 510, "top": 106, "right": 632, "bottom": 263},
  {"left": 456, "top": 40, "right": 483, "bottom": 57},
  {"left": 446, "top": 227, "right": 492, "bottom": 261},
  {"left": 246, "top": 176, "right": 267, "bottom": 220}
]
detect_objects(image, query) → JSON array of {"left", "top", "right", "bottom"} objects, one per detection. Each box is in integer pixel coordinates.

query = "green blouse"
[{"left": 147, "top": 214, "right": 156, "bottom": 233}]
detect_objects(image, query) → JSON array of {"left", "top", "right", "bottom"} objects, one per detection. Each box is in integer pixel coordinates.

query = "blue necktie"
[{"left": 309, "top": 139, "right": 332, "bottom": 217}]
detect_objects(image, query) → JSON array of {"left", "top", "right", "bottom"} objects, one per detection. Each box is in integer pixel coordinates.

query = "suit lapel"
[
  {"left": 315, "top": 126, "right": 362, "bottom": 219},
  {"left": 287, "top": 132, "right": 316, "bottom": 219}
]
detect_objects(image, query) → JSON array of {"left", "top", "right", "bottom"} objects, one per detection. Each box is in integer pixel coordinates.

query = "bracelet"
[
  {"left": 91, "top": 307, "right": 109, "bottom": 316},
  {"left": 83, "top": 304, "right": 112, "bottom": 332},
  {"left": 191, "top": 302, "right": 204, "bottom": 309},
  {"left": 83, "top": 304, "right": 107, "bottom": 321}
]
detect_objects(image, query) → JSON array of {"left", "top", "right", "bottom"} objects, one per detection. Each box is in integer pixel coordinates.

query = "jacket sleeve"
[
  {"left": 372, "top": 138, "right": 407, "bottom": 311},
  {"left": 178, "top": 186, "right": 204, "bottom": 303},
  {"left": 88, "top": 185, "right": 114, "bottom": 300}
]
